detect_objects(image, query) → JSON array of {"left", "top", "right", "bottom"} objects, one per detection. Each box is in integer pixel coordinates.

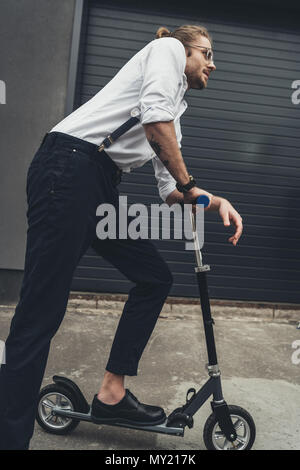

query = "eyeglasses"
[{"left": 185, "top": 44, "right": 214, "bottom": 63}]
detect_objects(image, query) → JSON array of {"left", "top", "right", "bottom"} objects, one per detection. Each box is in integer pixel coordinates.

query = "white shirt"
[{"left": 50, "top": 37, "right": 188, "bottom": 201}]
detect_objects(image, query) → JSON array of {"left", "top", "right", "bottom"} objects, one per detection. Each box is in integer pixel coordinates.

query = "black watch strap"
[{"left": 176, "top": 175, "right": 196, "bottom": 193}]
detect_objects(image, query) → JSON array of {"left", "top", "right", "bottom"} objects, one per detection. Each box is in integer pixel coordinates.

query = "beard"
[
  {"left": 191, "top": 77, "right": 205, "bottom": 90},
  {"left": 198, "top": 77, "right": 206, "bottom": 89},
  {"left": 189, "top": 72, "right": 206, "bottom": 90},
  {"left": 198, "top": 70, "right": 208, "bottom": 89}
]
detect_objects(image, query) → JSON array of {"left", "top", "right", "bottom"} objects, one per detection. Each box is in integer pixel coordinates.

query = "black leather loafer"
[{"left": 91, "top": 389, "right": 166, "bottom": 426}]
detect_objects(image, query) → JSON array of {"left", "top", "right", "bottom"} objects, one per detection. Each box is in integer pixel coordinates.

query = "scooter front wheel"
[
  {"left": 36, "top": 383, "right": 80, "bottom": 435},
  {"left": 203, "top": 405, "right": 256, "bottom": 450}
]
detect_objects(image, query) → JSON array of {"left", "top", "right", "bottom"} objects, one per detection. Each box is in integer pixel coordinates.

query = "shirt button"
[
  {"left": 72, "top": 149, "right": 77, "bottom": 152},
  {"left": 131, "top": 107, "right": 140, "bottom": 117}
]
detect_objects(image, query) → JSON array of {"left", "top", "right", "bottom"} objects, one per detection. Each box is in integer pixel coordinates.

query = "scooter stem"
[
  {"left": 189, "top": 205, "right": 204, "bottom": 269},
  {"left": 188, "top": 195, "right": 210, "bottom": 272},
  {"left": 189, "top": 197, "right": 218, "bottom": 367}
]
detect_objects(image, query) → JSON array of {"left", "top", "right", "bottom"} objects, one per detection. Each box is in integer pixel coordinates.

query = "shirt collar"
[{"left": 183, "top": 73, "right": 188, "bottom": 91}]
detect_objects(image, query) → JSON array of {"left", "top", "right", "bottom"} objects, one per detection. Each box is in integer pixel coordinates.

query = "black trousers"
[{"left": 0, "top": 132, "right": 173, "bottom": 450}]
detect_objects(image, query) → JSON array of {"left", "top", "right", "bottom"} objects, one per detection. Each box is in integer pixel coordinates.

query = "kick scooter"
[{"left": 36, "top": 196, "right": 256, "bottom": 450}]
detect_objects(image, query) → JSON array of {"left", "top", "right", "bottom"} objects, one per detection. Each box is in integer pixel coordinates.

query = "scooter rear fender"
[{"left": 53, "top": 375, "right": 90, "bottom": 413}]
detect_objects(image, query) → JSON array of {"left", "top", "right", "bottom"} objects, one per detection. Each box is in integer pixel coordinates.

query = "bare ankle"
[
  {"left": 97, "top": 388, "right": 126, "bottom": 405},
  {"left": 97, "top": 371, "right": 125, "bottom": 404}
]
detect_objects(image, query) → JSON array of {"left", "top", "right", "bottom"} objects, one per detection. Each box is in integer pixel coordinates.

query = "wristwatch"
[{"left": 176, "top": 175, "right": 196, "bottom": 193}]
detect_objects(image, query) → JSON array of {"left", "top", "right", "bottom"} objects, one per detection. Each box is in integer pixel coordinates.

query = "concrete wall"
[{"left": 0, "top": 0, "right": 76, "bottom": 300}]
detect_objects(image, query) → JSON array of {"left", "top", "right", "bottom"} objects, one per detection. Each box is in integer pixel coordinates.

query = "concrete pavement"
[{"left": 0, "top": 302, "right": 299, "bottom": 450}]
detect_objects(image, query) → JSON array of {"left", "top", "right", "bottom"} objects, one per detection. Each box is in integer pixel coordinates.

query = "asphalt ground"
[{"left": 0, "top": 305, "right": 299, "bottom": 451}]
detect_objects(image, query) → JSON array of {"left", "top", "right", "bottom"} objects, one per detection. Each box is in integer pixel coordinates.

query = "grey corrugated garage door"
[{"left": 71, "top": 0, "right": 300, "bottom": 303}]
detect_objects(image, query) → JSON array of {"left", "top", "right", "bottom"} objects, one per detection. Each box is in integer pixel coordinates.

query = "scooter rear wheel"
[
  {"left": 203, "top": 405, "right": 256, "bottom": 450},
  {"left": 36, "top": 383, "right": 80, "bottom": 435}
]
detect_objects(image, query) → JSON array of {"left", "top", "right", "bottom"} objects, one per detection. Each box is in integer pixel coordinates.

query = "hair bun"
[{"left": 155, "top": 27, "right": 172, "bottom": 39}]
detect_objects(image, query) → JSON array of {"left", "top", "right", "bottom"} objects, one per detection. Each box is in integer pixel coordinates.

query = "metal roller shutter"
[{"left": 71, "top": 0, "right": 300, "bottom": 303}]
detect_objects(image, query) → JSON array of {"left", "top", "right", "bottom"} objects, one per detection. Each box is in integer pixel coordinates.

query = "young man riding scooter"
[{"left": 0, "top": 24, "right": 242, "bottom": 450}]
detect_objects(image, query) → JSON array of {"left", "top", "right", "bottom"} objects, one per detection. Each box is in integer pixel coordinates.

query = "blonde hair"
[{"left": 156, "top": 24, "right": 212, "bottom": 47}]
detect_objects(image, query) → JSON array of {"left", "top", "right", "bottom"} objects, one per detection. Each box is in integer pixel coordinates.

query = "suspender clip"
[
  {"left": 98, "top": 134, "right": 114, "bottom": 153},
  {"left": 97, "top": 115, "right": 140, "bottom": 152}
]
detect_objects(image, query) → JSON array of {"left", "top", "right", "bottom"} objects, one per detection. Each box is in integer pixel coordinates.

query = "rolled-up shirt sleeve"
[
  {"left": 152, "top": 154, "right": 177, "bottom": 202},
  {"left": 139, "top": 38, "right": 186, "bottom": 125}
]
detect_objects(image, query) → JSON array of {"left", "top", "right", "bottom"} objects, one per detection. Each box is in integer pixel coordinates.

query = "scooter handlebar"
[
  {"left": 179, "top": 195, "right": 210, "bottom": 209},
  {"left": 193, "top": 195, "right": 210, "bottom": 208}
]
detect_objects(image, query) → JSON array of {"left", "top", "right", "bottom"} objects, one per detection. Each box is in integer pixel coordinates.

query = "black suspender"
[{"left": 98, "top": 116, "right": 140, "bottom": 153}]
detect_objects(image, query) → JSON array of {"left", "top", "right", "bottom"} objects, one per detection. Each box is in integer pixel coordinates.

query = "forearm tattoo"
[
  {"left": 149, "top": 134, "right": 170, "bottom": 167},
  {"left": 149, "top": 134, "right": 162, "bottom": 156}
]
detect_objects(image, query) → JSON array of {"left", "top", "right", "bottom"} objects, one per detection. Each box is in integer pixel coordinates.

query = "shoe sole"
[{"left": 91, "top": 415, "right": 166, "bottom": 427}]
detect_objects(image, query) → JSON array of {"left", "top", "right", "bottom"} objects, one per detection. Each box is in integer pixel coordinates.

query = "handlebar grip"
[{"left": 194, "top": 195, "right": 210, "bottom": 208}]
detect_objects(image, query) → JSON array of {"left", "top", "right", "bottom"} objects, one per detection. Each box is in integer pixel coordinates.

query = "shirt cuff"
[
  {"left": 140, "top": 105, "right": 175, "bottom": 125},
  {"left": 158, "top": 181, "right": 177, "bottom": 202}
]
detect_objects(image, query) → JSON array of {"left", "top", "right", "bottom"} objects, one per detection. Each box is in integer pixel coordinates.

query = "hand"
[
  {"left": 183, "top": 189, "right": 243, "bottom": 246},
  {"left": 216, "top": 197, "right": 243, "bottom": 246},
  {"left": 183, "top": 187, "right": 213, "bottom": 206}
]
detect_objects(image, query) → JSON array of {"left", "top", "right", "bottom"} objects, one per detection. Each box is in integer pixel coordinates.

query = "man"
[{"left": 0, "top": 24, "right": 242, "bottom": 449}]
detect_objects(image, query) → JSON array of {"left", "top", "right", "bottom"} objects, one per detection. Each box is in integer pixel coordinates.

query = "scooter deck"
[{"left": 52, "top": 406, "right": 185, "bottom": 436}]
